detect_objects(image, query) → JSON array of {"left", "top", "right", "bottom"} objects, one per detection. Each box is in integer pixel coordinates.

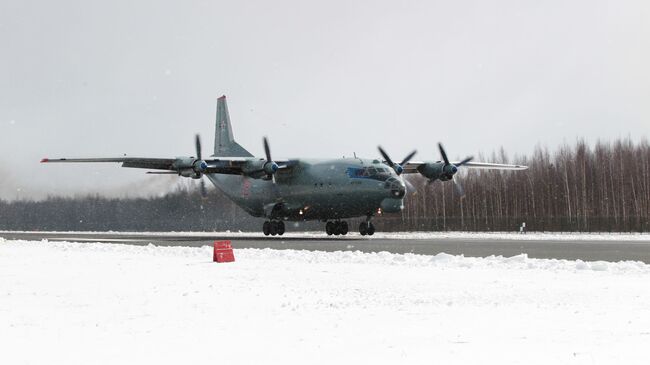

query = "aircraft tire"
[
  {"left": 333, "top": 221, "right": 341, "bottom": 235},
  {"left": 263, "top": 221, "right": 270, "bottom": 236},
  {"left": 277, "top": 221, "right": 285, "bottom": 235},
  {"left": 326, "top": 221, "right": 334, "bottom": 235},
  {"left": 341, "top": 221, "right": 348, "bottom": 235},
  {"left": 269, "top": 221, "right": 278, "bottom": 236},
  {"left": 359, "top": 223, "right": 367, "bottom": 236},
  {"left": 367, "top": 223, "right": 375, "bottom": 236}
]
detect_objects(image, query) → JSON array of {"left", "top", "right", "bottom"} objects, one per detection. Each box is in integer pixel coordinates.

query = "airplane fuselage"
[{"left": 206, "top": 157, "right": 406, "bottom": 221}]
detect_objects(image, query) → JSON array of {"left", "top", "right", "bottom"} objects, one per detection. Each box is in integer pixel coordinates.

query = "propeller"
[
  {"left": 195, "top": 134, "right": 208, "bottom": 197},
  {"left": 378, "top": 146, "right": 417, "bottom": 176},
  {"left": 263, "top": 137, "right": 279, "bottom": 183},
  {"left": 452, "top": 179, "right": 465, "bottom": 197},
  {"left": 437, "top": 143, "right": 473, "bottom": 197},
  {"left": 147, "top": 134, "right": 209, "bottom": 197}
]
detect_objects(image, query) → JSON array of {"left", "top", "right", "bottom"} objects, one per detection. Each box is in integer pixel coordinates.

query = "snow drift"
[{"left": 1, "top": 239, "right": 649, "bottom": 365}]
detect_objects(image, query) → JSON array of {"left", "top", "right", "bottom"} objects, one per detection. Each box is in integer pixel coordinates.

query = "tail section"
[{"left": 214, "top": 95, "right": 254, "bottom": 157}]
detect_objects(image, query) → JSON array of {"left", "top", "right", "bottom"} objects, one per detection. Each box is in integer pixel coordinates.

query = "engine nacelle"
[
  {"left": 242, "top": 159, "right": 279, "bottom": 179},
  {"left": 179, "top": 168, "right": 201, "bottom": 178},
  {"left": 417, "top": 162, "right": 445, "bottom": 180},
  {"left": 417, "top": 162, "right": 458, "bottom": 181},
  {"left": 173, "top": 157, "right": 207, "bottom": 179},
  {"left": 241, "top": 160, "right": 267, "bottom": 179},
  {"left": 172, "top": 157, "right": 196, "bottom": 170}
]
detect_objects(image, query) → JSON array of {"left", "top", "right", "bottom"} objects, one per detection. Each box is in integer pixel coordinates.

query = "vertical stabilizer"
[{"left": 214, "top": 96, "right": 254, "bottom": 157}]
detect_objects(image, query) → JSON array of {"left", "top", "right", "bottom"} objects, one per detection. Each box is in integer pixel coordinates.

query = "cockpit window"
[{"left": 346, "top": 166, "right": 391, "bottom": 181}]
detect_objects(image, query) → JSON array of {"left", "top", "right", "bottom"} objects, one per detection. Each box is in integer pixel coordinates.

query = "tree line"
[
  {"left": 1, "top": 138, "right": 648, "bottom": 232},
  {"left": 395, "top": 138, "right": 649, "bottom": 232}
]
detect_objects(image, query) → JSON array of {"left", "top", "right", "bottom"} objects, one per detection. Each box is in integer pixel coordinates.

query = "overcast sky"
[{"left": 1, "top": 0, "right": 648, "bottom": 200}]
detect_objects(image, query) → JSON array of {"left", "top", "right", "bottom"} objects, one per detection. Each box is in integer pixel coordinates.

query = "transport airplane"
[{"left": 42, "top": 96, "right": 527, "bottom": 236}]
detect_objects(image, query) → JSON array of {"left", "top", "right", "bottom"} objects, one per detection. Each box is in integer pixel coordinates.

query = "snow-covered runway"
[{"left": 1, "top": 239, "right": 649, "bottom": 364}]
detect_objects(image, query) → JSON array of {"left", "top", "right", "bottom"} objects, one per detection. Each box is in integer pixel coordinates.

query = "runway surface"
[{"left": 2, "top": 231, "right": 650, "bottom": 263}]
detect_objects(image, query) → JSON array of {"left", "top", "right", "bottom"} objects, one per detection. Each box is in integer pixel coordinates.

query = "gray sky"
[{"left": 1, "top": 0, "right": 648, "bottom": 200}]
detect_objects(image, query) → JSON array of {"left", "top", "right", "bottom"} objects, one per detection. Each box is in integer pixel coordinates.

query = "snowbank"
[{"left": 1, "top": 239, "right": 649, "bottom": 364}]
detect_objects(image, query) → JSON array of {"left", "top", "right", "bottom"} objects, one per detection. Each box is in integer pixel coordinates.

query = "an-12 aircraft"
[{"left": 42, "top": 96, "right": 527, "bottom": 236}]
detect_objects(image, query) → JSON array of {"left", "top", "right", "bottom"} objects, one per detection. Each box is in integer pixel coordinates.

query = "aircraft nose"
[
  {"left": 394, "top": 179, "right": 406, "bottom": 198},
  {"left": 385, "top": 177, "right": 406, "bottom": 198}
]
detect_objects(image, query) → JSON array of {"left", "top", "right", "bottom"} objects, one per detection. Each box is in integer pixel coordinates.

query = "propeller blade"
[
  {"left": 200, "top": 178, "right": 207, "bottom": 197},
  {"left": 377, "top": 146, "right": 395, "bottom": 167},
  {"left": 399, "top": 150, "right": 417, "bottom": 167},
  {"left": 263, "top": 137, "right": 272, "bottom": 162},
  {"left": 456, "top": 156, "right": 474, "bottom": 167},
  {"left": 403, "top": 176, "right": 416, "bottom": 194},
  {"left": 453, "top": 179, "right": 465, "bottom": 197},
  {"left": 195, "top": 134, "right": 202, "bottom": 161},
  {"left": 438, "top": 143, "right": 450, "bottom": 166}
]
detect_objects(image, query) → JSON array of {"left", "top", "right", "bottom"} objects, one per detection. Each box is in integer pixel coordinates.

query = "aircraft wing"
[
  {"left": 451, "top": 161, "right": 528, "bottom": 170},
  {"left": 401, "top": 161, "right": 528, "bottom": 174},
  {"left": 41, "top": 157, "right": 177, "bottom": 170},
  {"left": 40, "top": 156, "right": 300, "bottom": 176}
]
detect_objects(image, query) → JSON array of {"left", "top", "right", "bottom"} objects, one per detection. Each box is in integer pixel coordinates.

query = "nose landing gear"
[
  {"left": 359, "top": 215, "right": 375, "bottom": 236},
  {"left": 325, "top": 220, "right": 349, "bottom": 236},
  {"left": 263, "top": 220, "right": 285, "bottom": 236}
]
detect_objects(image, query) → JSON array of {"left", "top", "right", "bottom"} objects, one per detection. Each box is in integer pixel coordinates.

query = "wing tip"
[{"left": 40, "top": 158, "right": 49, "bottom": 163}]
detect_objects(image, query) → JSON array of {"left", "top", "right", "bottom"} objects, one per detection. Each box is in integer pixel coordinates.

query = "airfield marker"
[{"left": 213, "top": 241, "right": 235, "bottom": 263}]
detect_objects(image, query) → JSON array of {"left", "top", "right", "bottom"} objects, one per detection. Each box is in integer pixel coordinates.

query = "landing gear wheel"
[
  {"left": 269, "top": 221, "right": 278, "bottom": 236},
  {"left": 326, "top": 221, "right": 334, "bottom": 236},
  {"left": 277, "top": 221, "right": 285, "bottom": 236},
  {"left": 333, "top": 221, "right": 341, "bottom": 235},
  {"left": 367, "top": 222, "right": 375, "bottom": 236},
  {"left": 263, "top": 221, "right": 270, "bottom": 236},
  {"left": 341, "top": 221, "right": 348, "bottom": 235}
]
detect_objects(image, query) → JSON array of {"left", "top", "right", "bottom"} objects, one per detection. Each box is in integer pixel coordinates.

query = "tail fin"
[{"left": 214, "top": 95, "right": 254, "bottom": 157}]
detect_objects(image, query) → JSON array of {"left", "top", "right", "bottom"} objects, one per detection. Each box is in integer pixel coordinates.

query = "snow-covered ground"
[
  {"left": 2, "top": 239, "right": 649, "bottom": 364},
  {"left": 4, "top": 230, "right": 650, "bottom": 241}
]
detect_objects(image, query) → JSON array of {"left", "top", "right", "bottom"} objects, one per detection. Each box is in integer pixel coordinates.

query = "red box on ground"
[{"left": 213, "top": 240, "right": 235, "bottom": 263}]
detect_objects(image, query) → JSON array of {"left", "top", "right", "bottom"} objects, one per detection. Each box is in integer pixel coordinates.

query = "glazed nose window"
[
  {"left": 384, "top": 177, "right": 405, "bottom": 198},
  {"left": 384, "top": 177, "right": 396, "bottom": 189}
]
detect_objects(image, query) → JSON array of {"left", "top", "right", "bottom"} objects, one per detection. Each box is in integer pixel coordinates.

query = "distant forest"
[{"left": 1, "top": 138, "right": 648, "bottom": 232}]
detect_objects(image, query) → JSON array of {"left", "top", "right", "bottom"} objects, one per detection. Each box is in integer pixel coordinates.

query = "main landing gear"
[
  {"left": 263, "top": 220, "right": 285, "bottom": 236},
  {"left": 325, "top": 221, "right": 348, "bottom": 236},
  {"left": 359, "top": 221, "right": 375, "bottom": 236},
  {"left": 324, "top": 218, "right": 375, "bottom": 236}
]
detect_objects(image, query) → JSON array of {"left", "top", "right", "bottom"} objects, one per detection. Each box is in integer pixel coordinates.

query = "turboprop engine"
[
  {"left": 173, "top": 157, "right": 207, "bottom": 179},
  {"left": 241, "top": 137, "right": 281, "bottom": 181},
  {"left": 416, "top": 143, "right": 473, "bottom": 195}
]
